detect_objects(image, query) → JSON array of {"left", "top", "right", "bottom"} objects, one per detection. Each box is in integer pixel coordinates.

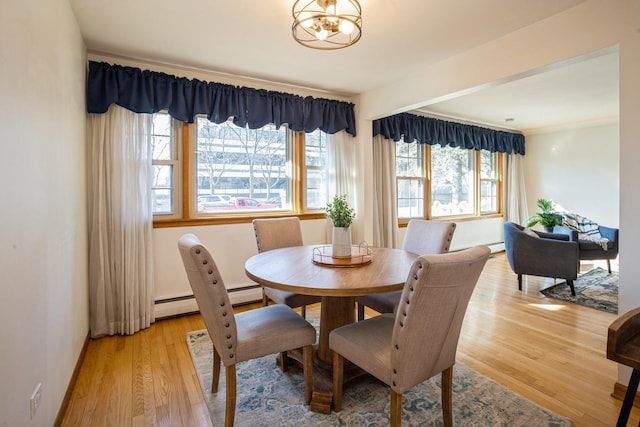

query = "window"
[
  {"left": 151, "top": 112, "right": 180, "bottom": 217},
  {"left": 395, "top": 141, "right": 502, "bottom": 220},
  {"left": 396, "top": 142, "right": 424, "bottom": 218},
  {"left": 151, "top": 113, "right": 330, "bottom": 224},
  {"left": 194, "top": 118, "right": 290, "bottom": 213},
  {"left": 480, "top": 150, "right": 500, "bottom": 214},
  {"left": 304, "top": 129, "right": 328, "bottom": 210},
  {"left": 430, "top": 145, "right": 474, "bottom": 217}
]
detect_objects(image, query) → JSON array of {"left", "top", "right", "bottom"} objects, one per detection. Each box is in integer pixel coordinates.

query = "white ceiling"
[{"left": 69, "top": 0, "right": 618, "bottom": 133}]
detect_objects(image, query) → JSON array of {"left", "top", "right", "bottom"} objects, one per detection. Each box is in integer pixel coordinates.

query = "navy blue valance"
[
  {"left": 373, "top": 112, "right": 524, "bottom": 155},
  {"left": 86, "top": 61, "right": 357, "bottom": 136}
]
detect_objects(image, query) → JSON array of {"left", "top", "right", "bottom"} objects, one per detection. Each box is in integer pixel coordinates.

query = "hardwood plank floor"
[{"left": 60, "top": 253, "right": 638, "bottom": 426}]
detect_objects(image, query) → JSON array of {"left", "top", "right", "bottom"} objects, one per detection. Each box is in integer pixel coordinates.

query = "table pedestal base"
[{"left": 282, "top": 345, "right": 369, "bottom": 414}]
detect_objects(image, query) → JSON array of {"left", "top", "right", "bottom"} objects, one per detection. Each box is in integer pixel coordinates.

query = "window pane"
[
  {"left": 306, "top": 169, "right": 327, "bottom": 210},
  {"left": 480, "top": 180, "right": 498, "bottom": 213},
  {"left": 396, "top": 141, "right": 421, "bottom": 177},
  {"left": 480, "top": 150, "right": 497, "bottom": 179},
  {"left": 152, "top": 189, "right": 173, "bottom": 214},
  {"left": 398, "top": 178, "right": 424, "bottom": 218},
  {"left": 305, "top": 130, "right": 326, "bottom": 168},
  {"left": 152, "top": 165, "right": 174, "bottom": 214},
  {"left": 195, "top": 118, "right": 289, "bottom": 213},
  {"left": 305, "top": 130, "right": 328, "bottom": 210},
  {"left": 151, "top": 114, "right": 172, "bottom": 160},
  {"left": 431, "top": 145, "right": 474, "bottom": 216}
]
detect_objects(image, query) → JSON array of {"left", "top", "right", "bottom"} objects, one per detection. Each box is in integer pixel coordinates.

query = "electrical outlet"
[{"left": 30, "top": 383, "right": 42, "bottom": 419}]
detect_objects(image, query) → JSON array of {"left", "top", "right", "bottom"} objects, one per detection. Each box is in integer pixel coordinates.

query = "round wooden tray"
[{"left": 312, "top": 244, "right": 372, "bottom": 267}]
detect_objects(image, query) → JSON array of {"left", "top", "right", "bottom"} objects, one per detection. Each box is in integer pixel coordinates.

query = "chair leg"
[
  {"left": 607, "top": 259, "right": 612, "bottom": 274},
  {"left": 567, "top": 279, "right": 576, "bottom": 296},
  {"left": 224, "top": 364, "right": 237, "bottom": 427},
  {"left": 616, "top": 368, "right": 640, "bottom": 427},
  {"left": 280, "top": 351, "right": 289, "bottom": 372},
  {"left": 301, "top": 305, "right": 307, "bottom": 319},
  {"left": 517, "top": 274, "right": 522, "bottom": 291},
  {"left": 303, "top": 345, "right": 313, "bottom": 405},
  {"left": 442, "top": 366, "right": 453, "bottom": 427},
  {"left": 212, "top": 347, "right": 221, "bottom": 393},
  {"left": 390, "top": 390, "right": 403, "bottom": 427},
  {"left": 332, "top": 352, "right": 344, "bottom": 412},
  {"left": 357, "top": 303, "right": 365, "bottom": 321},
  {"left": 262, "top": 292, "right": 269, "bottom": 307}
]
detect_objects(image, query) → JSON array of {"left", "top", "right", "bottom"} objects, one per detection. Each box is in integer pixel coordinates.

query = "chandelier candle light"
[{"left": 292, "top": 0, "right": 362, "bottom": 50}]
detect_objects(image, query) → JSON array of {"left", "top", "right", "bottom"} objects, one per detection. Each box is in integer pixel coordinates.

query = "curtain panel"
[
  {"left": 373, "top": 112, "right": 525, "bottom": 155},
  {"left": 87, "top": 61, "right": 357, "bottom": 136},
  {"left": 87, "top": 106, "right": 155, "bottom": 338}
]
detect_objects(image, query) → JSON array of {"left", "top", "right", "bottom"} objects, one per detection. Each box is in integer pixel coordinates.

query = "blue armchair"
[{"left": 503, "top": 222, "right": 579, "bottom": 296}]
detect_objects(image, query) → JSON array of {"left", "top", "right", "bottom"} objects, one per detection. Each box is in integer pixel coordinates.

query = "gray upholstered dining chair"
[
  {"left": 252, "top": 217, "right": 321, "bottom": 319},
  {"left": 178, "top": 233, "right": 316, "bottom": 427},
  {"left": 330, "top": 245, "right": 490, "bottom": 427},
  {"left": 356, "top": 219, "right": 456, "bottom": 320}
]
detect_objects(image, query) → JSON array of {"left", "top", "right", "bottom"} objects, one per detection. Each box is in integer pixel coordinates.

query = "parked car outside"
[
  {"left": 198, "top": 194, "right": 233, "bottom": 211},
  {"left": 230, "top": 197, "right": 279, "bottom": 209}
]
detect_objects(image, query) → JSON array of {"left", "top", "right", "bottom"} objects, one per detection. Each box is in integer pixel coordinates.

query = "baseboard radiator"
[{"left": 155, "top": 284, "right": 263, "bottom": 319}]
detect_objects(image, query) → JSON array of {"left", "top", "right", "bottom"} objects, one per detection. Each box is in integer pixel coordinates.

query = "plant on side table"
[
  {"left": 325, "top": 194, "right": 356, "bottom": 258},
  {"left": 525, "top": 198, "right": 562, "bottom": 233}
]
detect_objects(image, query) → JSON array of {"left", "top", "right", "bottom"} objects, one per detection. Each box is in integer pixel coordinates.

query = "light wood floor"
[{"left": 60, "top": 253, "right": 638, "bottom": 426}]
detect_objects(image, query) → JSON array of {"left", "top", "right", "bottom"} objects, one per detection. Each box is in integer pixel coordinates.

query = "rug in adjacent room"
[
  {"left": 186, "top": 329, "right": 573, "bottom": 426},
  {"left": 540, "top": 267, "right": 618, "bottom": 314}
]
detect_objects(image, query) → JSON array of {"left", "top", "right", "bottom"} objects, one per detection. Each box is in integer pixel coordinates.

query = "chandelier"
[{"left": 291, "top": 0, "right": 362, "bottom": 50}]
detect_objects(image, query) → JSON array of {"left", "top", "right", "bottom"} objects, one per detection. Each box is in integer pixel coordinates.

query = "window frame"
[
  {"left": 153, "top": 118, "right": 327, "bottom": 228},
  {"left": 395, "top": 141, "right": 504, "bottom": 225},
  {"left": 151, "top": 113, "right": 182, "bottom": 220}
]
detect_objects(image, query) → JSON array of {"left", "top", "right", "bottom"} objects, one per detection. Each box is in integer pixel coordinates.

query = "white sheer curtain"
[
  {"left": 87, "top": 105, "right": 155, "bottom": 338},
  {"left": 505, "top": 153, "right": 529, "bottom": 224},
  {"left": 372, "top": 134, "right": 398, "bottom": 248},
  {"left": 325, "top": 130, "right": 358, "bottom": 237}
]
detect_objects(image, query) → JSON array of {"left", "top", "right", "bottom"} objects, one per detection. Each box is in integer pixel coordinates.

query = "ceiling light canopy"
[{"left": 292, "top": 0, "right": 362, "bottom": 50}]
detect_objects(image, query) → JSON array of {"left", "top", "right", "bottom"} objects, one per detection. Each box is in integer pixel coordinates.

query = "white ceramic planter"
[{"left": 332, "top": 226, "right": 352, "bottom": 258}]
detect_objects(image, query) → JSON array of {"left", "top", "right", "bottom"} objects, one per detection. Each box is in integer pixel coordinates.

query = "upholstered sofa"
[{"left": 552, "top": 224, "right": 619, "bottom": 273}]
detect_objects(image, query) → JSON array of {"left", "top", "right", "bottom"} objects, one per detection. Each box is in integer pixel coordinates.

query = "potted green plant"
[
  {"left": 325, "top": 194, "right": 356, "bottom": 258},
  {"left": 525, "top": 198, "right": 562, "bottom": 233}
]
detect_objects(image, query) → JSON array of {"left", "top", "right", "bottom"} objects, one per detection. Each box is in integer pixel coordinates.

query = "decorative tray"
[{"left": 312, "top": 243, "right": 372, "bottom": 267}]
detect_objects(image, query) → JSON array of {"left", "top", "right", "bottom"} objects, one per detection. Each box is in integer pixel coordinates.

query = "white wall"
[
  {"left": 0, "top": 1, "right": 88, "bottom": 426},
  {"left": 154, "top": 220, "right": 328, "bottom": 305},
  {"left": 524, "top": 123, "right": 619, "bottom": 227},
  {"left": 617, "top": 8, "right": 640, "bottom": 384}
]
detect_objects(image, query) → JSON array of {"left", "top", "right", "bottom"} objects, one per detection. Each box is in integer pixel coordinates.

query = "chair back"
[
  {"left": 402, "top": 219, "right": 456, "bottom": 255},
  {"left": 252, "top": 217, "right": 303, "bottom": 253},
  {"left": 178, "top": 233, "right": 238, "bottom": 367},
  {"left": 391, "top": 245, "right": 490, "bottom": 392}
]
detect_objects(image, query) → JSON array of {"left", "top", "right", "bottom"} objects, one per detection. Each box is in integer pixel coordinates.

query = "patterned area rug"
[
  {"left": 540, "top": 267, "right": 618, "bottom": 314},
  {"left": 186, "top": 327, "right": 573, "bottom": 426}
]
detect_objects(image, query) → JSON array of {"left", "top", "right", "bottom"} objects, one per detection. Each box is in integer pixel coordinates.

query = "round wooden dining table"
[{"left": 244, "top": 244, "right": 418, "bottom": 413}]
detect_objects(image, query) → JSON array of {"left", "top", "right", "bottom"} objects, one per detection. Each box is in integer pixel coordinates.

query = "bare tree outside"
[{"left": 195, "top": 118, "right": 287, "bottom": 203}]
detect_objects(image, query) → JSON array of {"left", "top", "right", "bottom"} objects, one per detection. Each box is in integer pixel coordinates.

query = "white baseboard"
[
  {"left": 155, "top": 286, "right": 263, "bottom": 319},
  {"left": 489, "top": 242, "right": 505, "bottom": 253}
]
